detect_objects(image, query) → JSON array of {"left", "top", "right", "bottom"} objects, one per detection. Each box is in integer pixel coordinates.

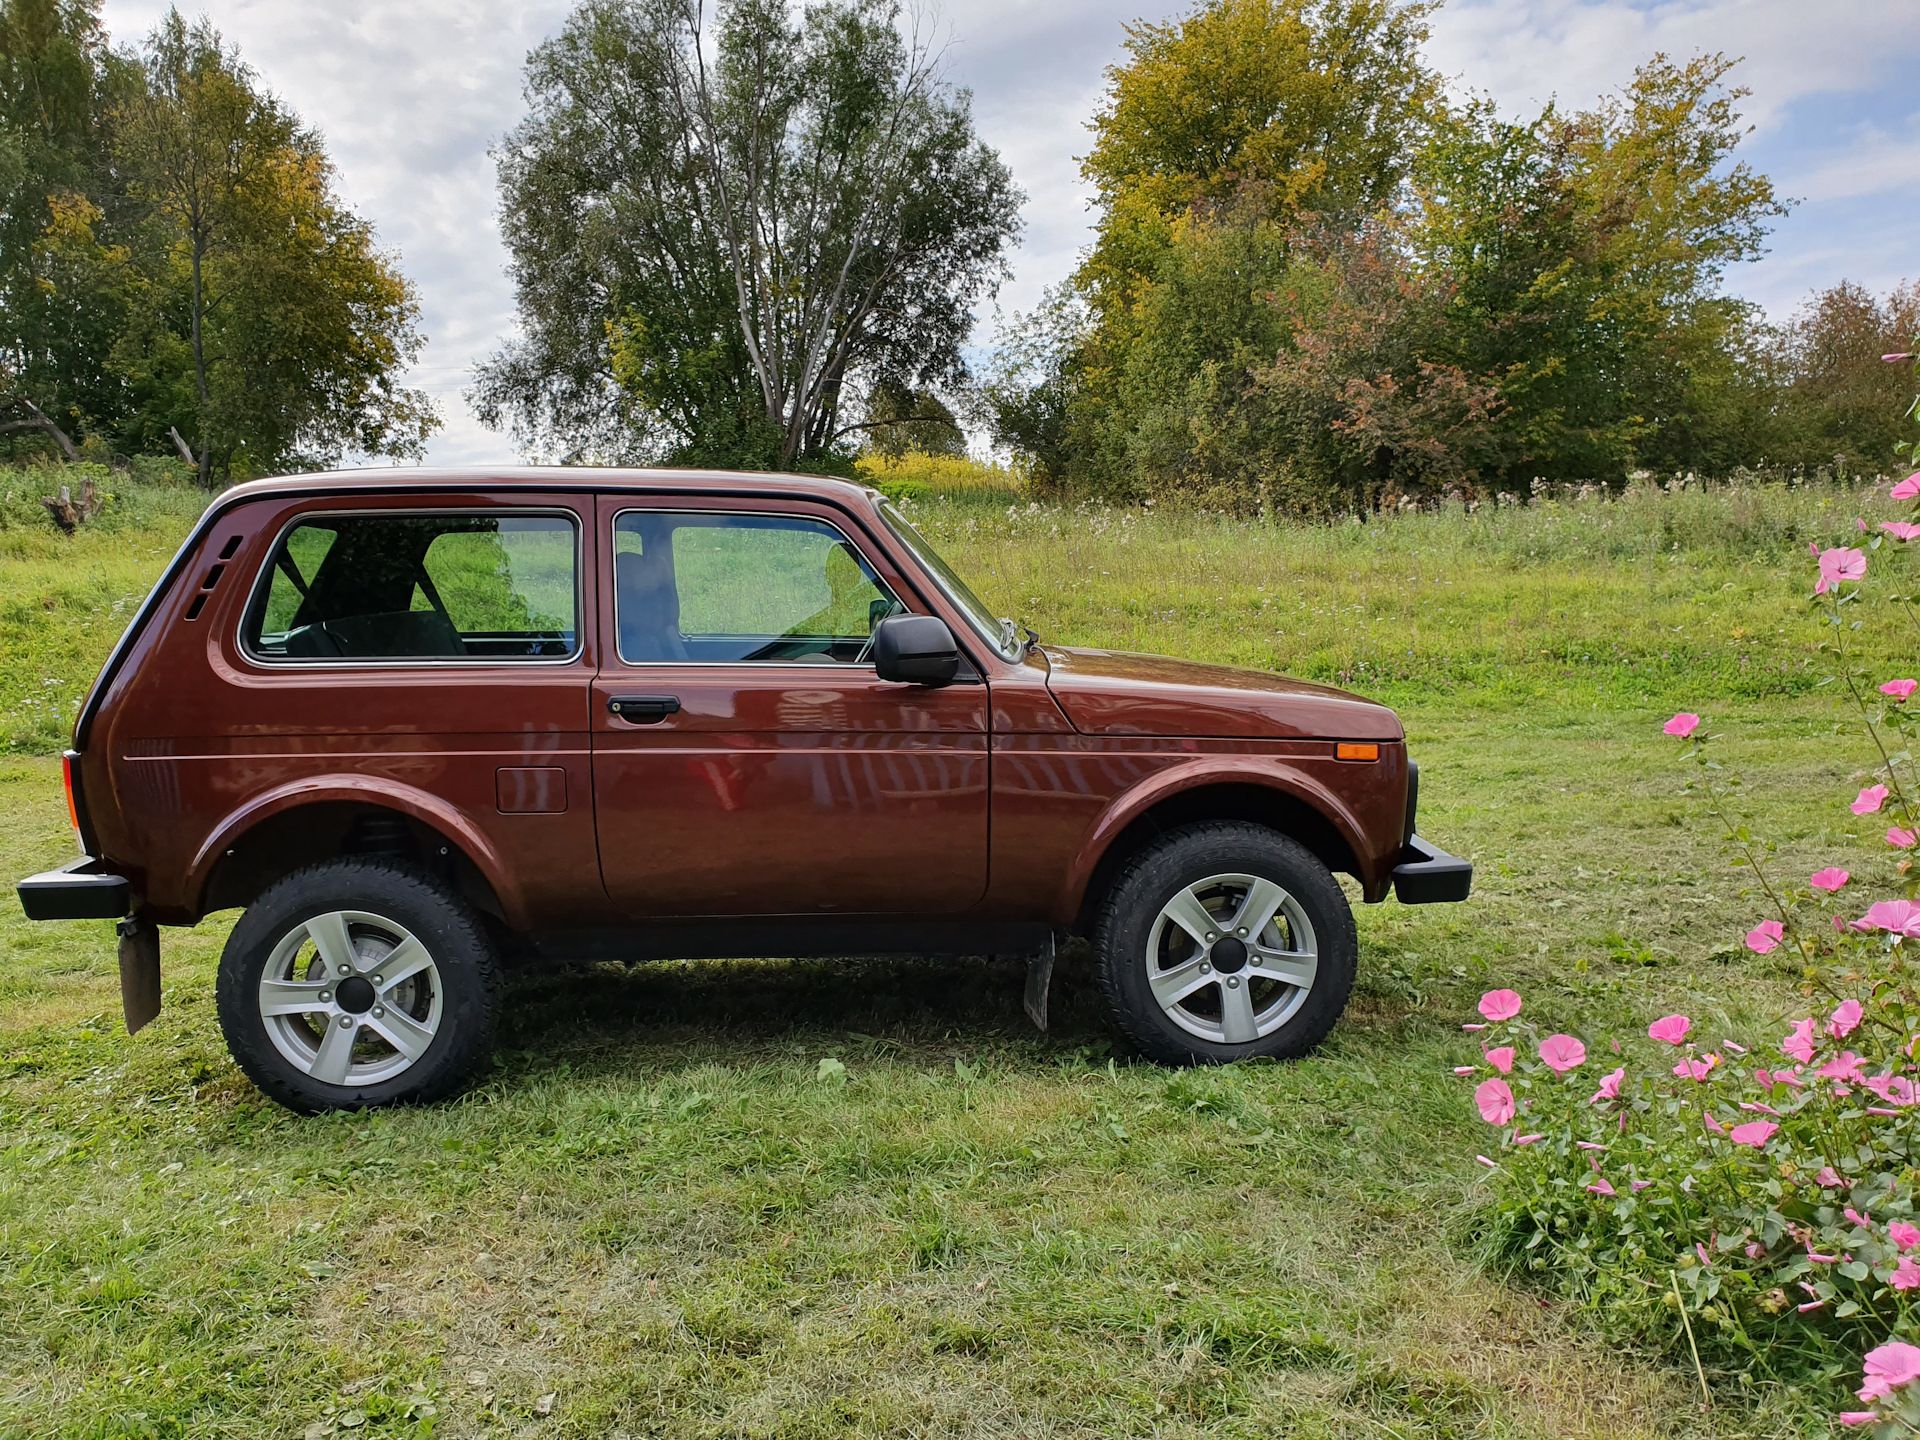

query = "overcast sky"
[{"left": 97, "top": 0, "right": 1920, "bottom": 466}]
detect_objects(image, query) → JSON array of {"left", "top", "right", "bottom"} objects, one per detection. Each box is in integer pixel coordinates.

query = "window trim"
[
  {"left": 609, "top": 506, "right": 908, "bottom": 670},
  {"left": 237, "top": 506, "right": 586, "bottom": 668}
]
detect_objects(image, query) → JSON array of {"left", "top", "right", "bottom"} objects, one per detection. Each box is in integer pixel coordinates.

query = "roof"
[{"left": 215, "top": 465, "right": 884, "bottom": 508}]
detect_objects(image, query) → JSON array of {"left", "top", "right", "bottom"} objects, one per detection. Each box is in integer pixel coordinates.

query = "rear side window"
[{"left": 244, "top": 511, "right": 578, "bottom": 662}]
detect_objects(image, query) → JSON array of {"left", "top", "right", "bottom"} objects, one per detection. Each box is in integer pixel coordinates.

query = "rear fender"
[{"left": 185, "top": 776, "right": 526, "bottom": 928}]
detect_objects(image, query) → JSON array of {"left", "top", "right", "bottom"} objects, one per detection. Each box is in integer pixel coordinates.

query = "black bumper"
[
  {"left": 1392, "top": 835, "right": 1473, "bottom": 904},
  {"left": 17, "top": 857, "right": 130, "bottom": 921}
]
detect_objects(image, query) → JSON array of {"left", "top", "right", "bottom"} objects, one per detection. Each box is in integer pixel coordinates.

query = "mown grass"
[{"left": 0, "top": 463, "right": 1908, "bottom": 1436}]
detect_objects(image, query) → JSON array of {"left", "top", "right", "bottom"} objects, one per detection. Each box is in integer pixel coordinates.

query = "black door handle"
[{"left": 608, "top": 694, "right": 681, "bottom": 724}]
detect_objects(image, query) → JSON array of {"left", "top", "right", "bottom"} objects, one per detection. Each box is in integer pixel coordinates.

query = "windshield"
[{"left": 876, "top": 500, "right": 1024, "bottom": 662}]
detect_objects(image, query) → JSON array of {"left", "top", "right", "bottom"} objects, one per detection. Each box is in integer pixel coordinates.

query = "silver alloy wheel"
[
  {"left": 256, "top": 910, "right": 443, "bottom": 1087},
  {"left": 1144, "top": 872, "right": 1319, "bottom": 1044}
]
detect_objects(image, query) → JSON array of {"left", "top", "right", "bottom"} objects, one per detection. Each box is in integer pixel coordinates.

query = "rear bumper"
[
  {"left": 17, "top": 856, "right": 130, "bottom": 921},
  {"left": 1392, "top": 835, "right": 1472, "bottom": 904}
]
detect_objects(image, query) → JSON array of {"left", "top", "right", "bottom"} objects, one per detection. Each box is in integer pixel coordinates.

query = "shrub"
[{"left": 1459, "top": 466, "right": 1920, "bottom": 1427}]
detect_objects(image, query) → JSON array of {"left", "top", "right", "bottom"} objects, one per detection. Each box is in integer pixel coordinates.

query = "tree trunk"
[
  {"left": 189, "top": 231, "right": 213, "bottom": 488},
  {"left": 0, "top": 397, "right": 82, "bottom": 463}
]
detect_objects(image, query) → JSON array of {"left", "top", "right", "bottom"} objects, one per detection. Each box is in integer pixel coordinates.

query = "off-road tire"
[
  {"left": 215, "top": 857, "right": 501, "bottom": 1113},
  {"left": 1093, "top": 822, "right": 1357, "bottom": 1065}
]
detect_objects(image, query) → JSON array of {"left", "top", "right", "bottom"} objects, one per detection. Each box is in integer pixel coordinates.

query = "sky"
[{"left": 97, "top": 0, "right": 1920, "bottom": 467}]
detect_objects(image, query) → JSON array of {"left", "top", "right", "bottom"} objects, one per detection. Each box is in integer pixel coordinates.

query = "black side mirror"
[{"left": 871, "top": 613, "right": 959, "bottom": 686}]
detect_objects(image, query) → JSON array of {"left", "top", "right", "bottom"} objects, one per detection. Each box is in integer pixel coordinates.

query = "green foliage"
[
  {"left": 0, "top": 4, "right": 436, "bottom": 478},
  {"left": 475, "top": 0, "right": 1020, "bottom": 471}
]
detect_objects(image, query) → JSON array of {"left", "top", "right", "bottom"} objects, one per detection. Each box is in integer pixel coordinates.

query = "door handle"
[{"left": 608, "top": 694, "right": 681, "bottom": 724}]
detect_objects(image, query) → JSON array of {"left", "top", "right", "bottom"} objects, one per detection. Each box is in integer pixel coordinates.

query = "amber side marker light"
[
  {"left": 61, "top": 752, "right": 79, "bottom": 831},
  {"left": 1335, "top": 743, "right": 1379, "bottom": 762}
]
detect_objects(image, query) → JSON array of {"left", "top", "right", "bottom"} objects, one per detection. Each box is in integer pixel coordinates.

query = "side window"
[
  {"left": 245, "top": 512, "right": 578, "bottom": 661},
  {"left": 613, "top": 511, "right": 903, "bottom": 664}
]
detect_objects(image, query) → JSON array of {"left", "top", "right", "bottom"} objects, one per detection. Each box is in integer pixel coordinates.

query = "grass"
[{"left": 0, "top": 463, "right": 1907, "bottom": 1436}]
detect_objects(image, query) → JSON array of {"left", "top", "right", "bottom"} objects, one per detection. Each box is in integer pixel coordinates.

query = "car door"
[{"left": 589, "top": 495, "right": 989, "bottom": 917}]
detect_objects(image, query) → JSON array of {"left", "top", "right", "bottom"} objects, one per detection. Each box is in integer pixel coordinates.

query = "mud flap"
[
  {"left": 116, "top": 916, "right": 161, "bottom": 1035},
  {"left": 1023, "top": 933, "right": 1057, "bottom": 1032}
]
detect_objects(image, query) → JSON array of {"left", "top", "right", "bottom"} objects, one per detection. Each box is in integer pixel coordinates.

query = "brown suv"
[{"left": 17, "top": 468, "right": 1469, "bottom": 1111}]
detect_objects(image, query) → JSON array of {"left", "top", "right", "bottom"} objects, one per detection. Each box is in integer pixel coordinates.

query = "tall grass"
[{"left": 903, "top": 472, "right": 1902, "bottom": 708}]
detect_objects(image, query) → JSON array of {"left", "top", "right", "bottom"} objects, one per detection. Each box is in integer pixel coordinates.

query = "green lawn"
[{"left": 0, "top": 469, "right": 1902, "bottom": 1437}]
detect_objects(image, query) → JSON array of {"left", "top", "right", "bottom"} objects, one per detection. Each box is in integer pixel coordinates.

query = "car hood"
[{"left": 1040, "top": 646, "right": 1404, "bottom": 741}]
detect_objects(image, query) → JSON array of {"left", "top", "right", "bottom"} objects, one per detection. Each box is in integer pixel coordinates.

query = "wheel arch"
[
  {"left": 188, "top": 780, "right": 521, "bottom": 928},
  {"left": 1059, "top": 766, "right": 1367, "bottom": 931}
]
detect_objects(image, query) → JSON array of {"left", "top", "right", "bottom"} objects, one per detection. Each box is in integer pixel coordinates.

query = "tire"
[
  {"left": 1093, "top": 822, "right": 1358, "bottom": 1066},
  {"left": 214, "top": 857, "right": 501, "bottom": 1113}
]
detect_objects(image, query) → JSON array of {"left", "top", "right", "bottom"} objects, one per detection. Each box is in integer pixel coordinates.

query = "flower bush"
[{"left": 1463, "top": 441, "right": 1920, "bottom": 1429}]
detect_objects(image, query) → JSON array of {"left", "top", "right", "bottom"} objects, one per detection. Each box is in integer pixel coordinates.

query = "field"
[{"left": 0, "top": 465, "right": 1910, "bottom": 1437}]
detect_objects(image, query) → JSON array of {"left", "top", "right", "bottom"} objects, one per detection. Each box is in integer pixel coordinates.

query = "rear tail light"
[
  {"left": 1336, "top": 742, "right": 1379, "bottom": 761},
  {"left": 61, "top": 752, "right": 80, "bottom": 833}
]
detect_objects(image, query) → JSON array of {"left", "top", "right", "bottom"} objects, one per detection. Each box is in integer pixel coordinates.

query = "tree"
[
  {"left": 111, "top": 12, "right": 436, "bottom": 483},
  {"left": 1413, "top": 55, "right": 1786, "bottom": 484},
  {"left": 0, "top": 0, "right": 127, "bottom": 456},
  {"left": 474, "top": 0, "right": 1021, "bottom": 470},
  {"left": 1763, "top": 281, "right": 1920, "bottom": 474}
]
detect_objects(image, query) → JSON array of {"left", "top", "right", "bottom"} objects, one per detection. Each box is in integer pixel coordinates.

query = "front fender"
[
  {"left": 184, "top": 775, "right": 527, "bottom": 928},
  {"left": 1053, "top": 757, "right": 1381, "bottom": 925}
]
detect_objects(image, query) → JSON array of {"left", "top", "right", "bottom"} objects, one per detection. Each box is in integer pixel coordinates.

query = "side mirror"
[{"left": 871, "top": 613, "right": 959, "bottom": 686}]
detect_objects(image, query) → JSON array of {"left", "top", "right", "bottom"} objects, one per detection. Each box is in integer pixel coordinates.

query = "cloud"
[{"left": 96, "top": 0, "right": 1920, "bottom": 463}]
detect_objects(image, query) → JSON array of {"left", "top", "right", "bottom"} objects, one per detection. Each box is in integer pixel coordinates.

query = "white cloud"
[{"left": 97, "top": 0, "right": 1920, "bottom": 463}]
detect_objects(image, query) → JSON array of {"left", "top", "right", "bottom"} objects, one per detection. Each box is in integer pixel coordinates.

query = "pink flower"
[
  {"left": 1782, "top": 1018, "right": 1818, "bottom": 1063},
  {"left": 1894, "top": 474, "right": 1920, "bottom": 500},
  {"left": 1745, "top": 920, "right": 1784, "bottom": 954},
  {"left": 1474, "top": 1078, "right": 1515, "bottom": 1125},
  {"left": 1485, "top": 1046, "right": 1515, "bottom": 1074},
  {"left": 1745, "top": 1242, "right": 1765, "bottom": 1259},
  {"left": 1889, "top": 826, "right": 1917, "bottom": 849},
  {"left": 1738, "top": 1100, "right": 1781, "bottom": 1115},
  {"left": 1674, "top": 1054, "right": 1719, "bottom": 1082},
  {"left": 1703, "top": 1110, "right": 1726, "bottom": 1135},
  {"left": 1830, "top": 999, "right": 1865, "bottom": 1038},
  {"left": 1663, "top": 712, "right": 1700, "bottom": 738},
  {"left": 1890, "top": 1221, "right": 1920, "bottom": 1252},
  {"left": 1477, "top": 989, "right": 1522, "bottom": 1023},
  {"left": 1452, "top": 1066, "right": 1475, "bottom": 1075},
  {"left": 1885, "top": 523, "right": 1920, "bottom": 542},
  {"left": 1631, "top": 1179, "right": 1651, "bottom": 1190},
  {"left": 1858, "top": 900, "right": 1920, "bottom": 938},
  {"left": 1539, "top": 1035, "right": 1586, "bottom": 1073},
  {"left": 1575, "top": 1141, "right": 1607, "bottom": 1151},
  {"left": 1776, "top": 1066, "right": 1805, "bottom": 1088},
  {"left": 1587, "top": 1179, "right": 1615, "bottom": 1196},
  {"left": 1695, "top": 1241, "right": 1713, "bottom": 1267},
  {"left": 1860, "top": 1342, "right": 1920, "bottom": 1401},
  {"left": 1817, "top": 547, "right": 1867, "bottom": 595},
  {"left": 1839, "top": 1412, "right": 1880, "bottom": 1426},
  {"left": 1816, "top": 1166, "right": 1843, "bottom": 1188},
  {"left": 1475, "top": 1155, "right": 1497, "bottom": 1167},
  {"left": 1461, "top": 1023, "right": 1485, "bottom": 1031},
  {"left": 1820, "top": 1051, "right": 1866, "bottom": 1084},
  {"left": 1847, "top": 1207, "right": 1873, "bottom": 1227},
  {"left": 1884, "top": 678, "right": 1920, "bottom": 699},
  {"left": 1589, "top": 1066, "right": 1625, "bottom": 1104},
  {"left": 1514, "top": 1133, "right": 1543, "bottom": 1145},
  {"left": 1853, "top": 784, "right": 1890, "bottom": 815},
  {"left": 1859, "top": 517, "right": 1871, "bottom": 533},
  {"left": 1811, "top": 868, "right": 1851, "bottom": 892},
  {"left": 1648, "top": 1014, "right": 1691, "bottom": 1045}
]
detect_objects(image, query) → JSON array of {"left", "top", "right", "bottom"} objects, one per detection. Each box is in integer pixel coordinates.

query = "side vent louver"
[{"left": 184, "top": 538, "right": 242, "bottom": 622}]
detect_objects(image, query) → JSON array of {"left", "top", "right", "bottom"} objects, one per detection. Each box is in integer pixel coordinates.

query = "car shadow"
[{"left": 494, "top": 942, "right": 1113, "bottom": 1062}]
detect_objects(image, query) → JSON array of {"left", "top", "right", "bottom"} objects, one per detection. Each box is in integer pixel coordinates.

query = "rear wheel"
[
  {"left": 1093, "top": 822, "right": 1357, "bottom": 1065},
  {"left": 215, "top": 858, "right": 500, "bottom": 1113}
]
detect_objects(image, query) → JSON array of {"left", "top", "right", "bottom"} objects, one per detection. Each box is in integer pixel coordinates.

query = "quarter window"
[
  {"left": 245, "top": 512, "right": 578, "bottom": 661},
  {"left": 613, "top": 511, "right": 903, "bottom": 664}
]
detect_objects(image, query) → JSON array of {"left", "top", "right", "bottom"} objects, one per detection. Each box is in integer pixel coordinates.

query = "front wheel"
[
  {"left": 1093, "top": 822, "right": 1357, "bottom": 1065},
  {"left": 214, "top": 858, "right": 501, "bottom": 1113}
]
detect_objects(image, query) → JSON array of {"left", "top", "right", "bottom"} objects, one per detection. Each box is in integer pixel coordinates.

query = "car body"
[{"left": 18, "top": 467, "right": 1470, "bottom": 1109}]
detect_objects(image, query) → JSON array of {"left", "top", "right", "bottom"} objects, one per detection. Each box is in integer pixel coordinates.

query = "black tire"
[
  {"left": 1093, "top": 822, "right": 1357, "bottom": 1066},
  {"left": 215, "top": 857, "right": 501, "bottom": 1113}
]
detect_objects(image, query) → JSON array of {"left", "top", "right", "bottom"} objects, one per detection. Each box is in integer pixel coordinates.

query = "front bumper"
[
  {"left": 1392, "top": 835, "right": 1473, "bottom": 904},
  {"left": 17, "top": 856, "right": 130, "bottom": 921}
]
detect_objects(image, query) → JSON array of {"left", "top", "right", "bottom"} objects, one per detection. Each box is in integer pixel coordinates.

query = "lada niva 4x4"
[{"left": 17, "top": 468, "right": 1471, "bottom": 1112}]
